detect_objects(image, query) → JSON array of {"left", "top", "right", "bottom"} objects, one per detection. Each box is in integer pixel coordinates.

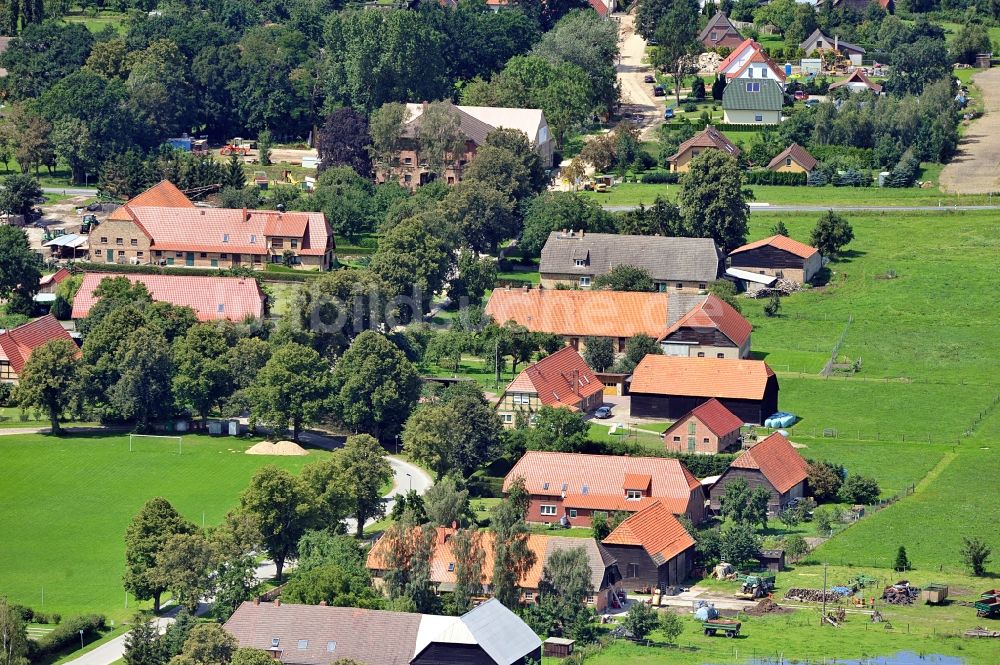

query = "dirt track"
[
  {"left": 939, "top": 68, "right": 1000, "bottom": 194},
  {"left": 616, "top": 13, "right": 663, "bottom": 140}
]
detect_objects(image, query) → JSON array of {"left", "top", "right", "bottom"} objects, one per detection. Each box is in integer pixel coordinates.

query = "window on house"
[
  {"left": 580, "top": 276, "right": 591, "bottom": 287},
  {"left": 717, "top": 353, "right": 725, "bottom": 358},
  {"left": 540, "top": 505, "right": 557, "bottom": 516},
  {"left": 575, "top": 259, "right": 585, "bottom": 267},
  {"left": 569, "top": 509, "right": 577, "bottom": 518},
  {"left": 502, "top": 413, "right": 513, "bottom": 423},
  {"left": 404, "top": 174, "right": 412, "bottom": 183},
  {"left": 699, "top": 283, "right": 707, "bottom": 290},
  {"left": 627, "top": 563, "right": 639, "bottom": 578},
  {"left": 200, "top": 252, "right": 207, "bottom": 258},
  {"left": 297, "top": 640, "right": 308, "bottom": 650},
  {"left": 675, "top": 283, "right": 683, "bottom": 290},
  {"left": 99, "top": 237, "right": 107, "bottom": 244},
  {"left": 176, "top": 252, "right": 183, "bottom": 258},
  {"left": 447, "top": 562, "right": 455, "bottom": 572},
  {"left": 116, "top": 238, "right": 123, "bottom": 245},
  {"left": 697, "top": 352, "right": 705, "bottom": 357},
  {"left": 586, "top": 595, "right": 595, "bottom": 604},
  {"left": 561, "top": 483, "right": 568, "bottom": 492},
  {"left": 582, "top": 485, "right": 589, "bottom": 495},
  {"left": 271, "top": 638, "right": 280, "bottom": 648},
  {"left": 217, "top": 304, "right": 225, "bottom": 314},
  {"left": 130, "top": 238, "right": 138, "bottom": 246},
  {"left": 688, "top": 422, "right": 696, "bottom": 434},
  {"left": 786, "top": 157, "right": 793, "bottom": 166},
  {"left": 755, "top": 114, "right": 764, "bottom": 122},
  {"left": 290, "top": 239, "right": 298, "bottom": 249},
  {"left": 250, "top": 235, "right": 257, "bottom": 244},
  {"left": 137, "top": 251, "right": 144, "bottom": 257},
  {"left": 118, "top": 250, "right": 125, "bottom": 256},
  {"left": 524, "top": 592, "right": 534, "bottom": 600},
  {"left": 223, "top": 234, "right": 230, "bottom": 243},
  {"left": 272, "top": 238, "right": 284, "bottom": 249},
  {"left": 327, "top": 642, "right": 337, "bottom": 653},
  {"left": 746, "top": 82, "right": 760, "bottom": 92},
  {"left": 221, "top": 253, "right": 228, "bottom": 259},
  {"left": 673, "top": 436, "right": 681, "bottom": 442},
  {"left": 657, "top": 282, "right": 667, "bottom": 292},
  {"left": 403, "top": 157, "right": 413, "bottom": 165},
  {"left": 703, "top": 437, "right": 710, "bottom": 443},
  {"left": 626, "top": 490, "right": 642, "bottom": 500},
  {"left": 710, "top": 31, "right": 717, "bottom": 40}
]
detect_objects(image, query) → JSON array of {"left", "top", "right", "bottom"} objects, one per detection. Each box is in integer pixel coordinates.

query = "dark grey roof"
[
  {"left": 722, "top": 78, "right": 784, "bottom": 112},
  {"left": 539, "top": 232, "right": 722, "bottom": 283},
  {"left": 450, "top": 599, "right": 542, "bottom": 665},
  {"left": 543, "top": 536, "right": 618, "bottom": 592},
  {"left": 799, "top": 29, "right": 865, "bottom": 55},
  {"left": 698, "top": 13, "right": 741, "bottom": 43}
]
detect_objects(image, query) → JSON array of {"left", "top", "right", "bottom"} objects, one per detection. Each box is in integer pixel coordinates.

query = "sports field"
[{"left": 0, "top": 433, "right": 328, "bottom": 620}]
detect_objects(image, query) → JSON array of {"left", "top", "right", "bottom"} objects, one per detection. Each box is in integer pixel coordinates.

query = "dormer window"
[
  {"left": 746, "top": 82, "right": 760, "bottom": 93},
  {"left": 250, "top": 234, "right": 257, "bottom": 244},
  {"left": 223, "top": 234, "right": 230, "bottom": 243},
  {"left": 626, "top": 489, "right": 642, "bottom": 500},
  {"left": 327, "top": 642, "right": 337, "bottom": 653},
  {"left": 447, "top": 562, "right": 455, "bottom": 572},
  {"left": 271, "top": 638, "right": 280, "bottom": 648},
  {"left": 297, "top": 640, "right": 308, "bottom": 650},
  {"left": 542, "top": 482, "right": 549, "bottom": 490},
  {"left": 575, "top": 259, "right": 586, "bottom": 267},
  {"left": 217, "top": 304, "right": 225, "bottom": 314},
  {"left": 581, "top": 485, "right": 589, "bottom": 495}
]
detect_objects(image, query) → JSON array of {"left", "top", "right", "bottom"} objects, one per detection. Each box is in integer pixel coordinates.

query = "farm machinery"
[
  {"left": 702, "top": 619, "right": 741, "bottom": 637},
  {"left": 975, "top": 590, "right": 1000, "bottom": 619},
  {"left": 736, "top": 574, "right": 775, "bottom": 600}
]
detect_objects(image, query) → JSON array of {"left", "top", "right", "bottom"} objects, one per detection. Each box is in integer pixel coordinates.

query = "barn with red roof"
[
  {"left": 662, "top": 398, "right": 744, "bottom": 454},
  {"left": 602, "top": 500, "right": 696, "bottom": 591},
  {"left": 728, "top": 234, "right": 822, "bottom": 284},
  {"left": 0, "top": 315, "right": 76, "bottom": 384},
  {"left": 709, "top": 432, "right": 810, "bottom": 514},
  {"left": 657, "top": 293, "right": 752, "bottom": 359}
]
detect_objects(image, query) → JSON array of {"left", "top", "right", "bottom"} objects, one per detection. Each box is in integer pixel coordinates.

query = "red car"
[{"left": 794, "top": 90, "right": 809, "bottom": 101}]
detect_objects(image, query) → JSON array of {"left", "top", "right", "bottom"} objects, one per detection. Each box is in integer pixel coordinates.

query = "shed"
[
  {"left": 542, "top": 637, "right": 575, "bottom": 658},
  {"left": 758, "top": 549, "right": 786, "bottom": 572},
  {"left": 921, "top": 584, "right": 948, "bottom": 604}
]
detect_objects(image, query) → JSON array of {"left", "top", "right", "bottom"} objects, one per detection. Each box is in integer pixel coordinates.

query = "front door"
[
  {"left": 687, "top": 436, "right": 695, "bottom": 452},
  {"left": 233, "top": 253, "right": 241, "bottom": 265},
  {"left": 106, "top": 249, "right": 113, "bottom": 262},
  {"left": 185, "top": 252, "right": 194, "bottom": 266}
]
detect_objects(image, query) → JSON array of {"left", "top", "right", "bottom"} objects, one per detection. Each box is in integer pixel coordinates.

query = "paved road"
[
  {"left": 940, "top": 68, "right": 1000, "bottom": 194},
  {"left": 42, "top": 186, "right": 99, "bottom": 197},
  {"left": 61, "top": 612, "right": 180, "bottom": 665},
  {"left": 602, "top": 203, "right": 1000, "bottom": 212},
  {"left": 615, "top": 13, "right": 662, "bottom": 140}
]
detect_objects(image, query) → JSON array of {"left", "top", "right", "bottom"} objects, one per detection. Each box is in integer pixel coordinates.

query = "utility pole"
[{"left": 822, "top": 563, "right": 828, "bottom": 624}]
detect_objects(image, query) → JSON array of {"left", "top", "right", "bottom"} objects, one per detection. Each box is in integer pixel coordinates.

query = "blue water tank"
[{"left": 784, "top": 62, "right": 793, "bottom": 77}]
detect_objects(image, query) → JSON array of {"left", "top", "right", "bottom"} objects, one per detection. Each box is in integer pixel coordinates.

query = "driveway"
[
  {"left": 616, "top": 13, "right": 663, "bottom": 140},
  {"left": 940, "top": 67, "right": 1000, "bottom": 194}
]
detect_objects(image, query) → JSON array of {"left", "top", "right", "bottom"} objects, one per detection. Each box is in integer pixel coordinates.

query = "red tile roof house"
[
  {"left": 224, "top": 598, "right": 542, "bottom": 665},
  {"left": 367, "top": 526, "right": 622, "bottom": 612},
  {"left": 766, "top": 143, "right": 818, "bottom": 174},
  {"left": 629, "top": 355, "right": 779, "bottom": 425},
  {"left": 0, "top": 315, "right": 76, "bottom": 384},
  {"left": 828, "top": 69, "right": 884, "bottom": 95},
  {"left": 728, "top": 234, "right": 822, "bottom": 285},
  {"left": 666, "top": 126, "right": 740, "bottom": 173},
  {"left": 708, "top": 432, "right": 810, "bottom": 514},
  {"left": 38, "top": 268, "right": 72, "bottom": 294},
  {"left": 662, "top": 398, "right": 744, "bottom": 455},
  {"left": 71, "top": 273, "right": 266, "bottom": 322},
  {"left": 602, "top": 500, "right": 696, "bottom": 592},
  {"left": 504, "top": 450, "right": 706, "bottom": 528},
  {"left": 93, "top": 181, "right": 334, "bottom": 270},
  {"left": 496, "top": 347, "right": 605, "bottom": 428},
  {"left": 658, "top": 293, "right": 752, "bottom": 359},
  {"left": 717, "top": 39, "right": 786, "bottom": 87}
]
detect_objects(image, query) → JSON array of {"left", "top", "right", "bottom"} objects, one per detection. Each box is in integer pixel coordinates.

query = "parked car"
[
  {"left": 653, "top": 85, "right": 665, "bottom": 97},
  {"left": 793, "top": 90, "right": 808, "bottom": 101},
  {"left": 594, "top": 405, "right": 613, "bottom": 419},
  {"left": 664, "top": 107, "right": 675, "bottom": 119},
  {"left": 643, "top": 74, "right": 655, "bottom": 83},
  {"left": 804, "top": 98, "right": 819, "bottom": 107},
  {"left": 593, "top": 183, "right": 610, "bottom": 193}
]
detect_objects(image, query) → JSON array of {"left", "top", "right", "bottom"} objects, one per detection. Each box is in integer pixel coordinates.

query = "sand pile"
[
  {"left": 746, "top": 598, "right": 785, "bottom": 615},
  {"left": 246, "top": 440, "right": 309, "bottom": 456}
]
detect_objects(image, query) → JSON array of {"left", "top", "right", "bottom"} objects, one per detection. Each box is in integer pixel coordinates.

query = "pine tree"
[
  {"left": 894, "top": 545, "right": 910, "bottom": 571},
  {"left": 223, "top": 155, "right": 246, "bottom": 190}
]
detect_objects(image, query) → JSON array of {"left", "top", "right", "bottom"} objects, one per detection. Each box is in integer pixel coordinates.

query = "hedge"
[
  {"left": 639, "top": 171, "right": 680, "bottom": 184},
  {"left": 69, "top": 262, "right": 322, "bottom": 283},
  {"left": 743, "top": 170, "right": 808, "bottom": 186},
  {"left": 29, "top": 615, "right": 106, "bottom": 660}
]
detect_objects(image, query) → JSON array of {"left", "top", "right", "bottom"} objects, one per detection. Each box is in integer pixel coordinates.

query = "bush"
[
  {"left": 882, "top": 153, "right": 920, "bottom": 188},
  {"left": 69, "top": 262, "right": 320, "bottom": 283},
  {"left": 0, "top": 382, "right": 12, "bottom": 407},
  {"left": 683, "top": 102, "right": 698, "bottom": 113},
  {"left": 639, "top": 171, "right": 679, "bottom": 184},
  {"left": 34, "top": 612, "right": 49, "bottom": 624},
  {"left": 832, "top": 169, "right": 870, "bottom": 187},
  {"left": 839, "top": 474, "right": 880, "bottom": 504}
]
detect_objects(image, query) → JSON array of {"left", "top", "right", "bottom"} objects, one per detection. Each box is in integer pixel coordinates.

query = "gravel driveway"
[{"left": 939, "top": 68, "right": 1000, "bottom": 194}]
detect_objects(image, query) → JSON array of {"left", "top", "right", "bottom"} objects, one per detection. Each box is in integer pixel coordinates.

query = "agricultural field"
[{"left": 0, "top": 433, "right": 329, "bottom": 621}]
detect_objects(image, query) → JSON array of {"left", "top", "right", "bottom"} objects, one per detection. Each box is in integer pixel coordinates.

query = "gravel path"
[
  {"left": 939, "top": 68, "right": 1000, "bottom": 194},
  {"left": 616, "top": 13, "right": 663, "bottom": 140}
]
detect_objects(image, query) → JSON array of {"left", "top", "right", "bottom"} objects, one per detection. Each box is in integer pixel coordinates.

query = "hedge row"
[
  {"left": 69, "top": 262, "right": 322, "bottom": 283},
  {"left": 743, "top": 170, "right": 808, "bottom": 186},
  {"left": 639, "top": 171, "right": 680, "bottom": 184},
  {"left": 29, "top": 615, "right": 106, "bottom": 660}
]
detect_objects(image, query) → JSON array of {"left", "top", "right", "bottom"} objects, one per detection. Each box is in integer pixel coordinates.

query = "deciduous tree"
[
  {"left": 592, "top": 264, "right": 655, "bottom": 292},
  {"left": 583, "top": 336, "right": 615, "bottom": 372},
  {"left": 450, "top": 529, "right": 486, "bottom": 614},
  {"left": 318, "top": 108, "right": 371, "bottom": 177},
  {"left": 110, "top": 327, "right": 174, "bottom": 432},
  {"left": 173, "top": 323, "right": 235, "bottom": 421},
  {"left": 0, "top": 597, "right": 29, "bottom": 665},
  {"left": 239, "top": 466, "right": 316, "bottom": 581},
  {"left": 810, "top": 211, "right": 854, "bottom": 257},
  {"left": 960, "top": 537, "right": 992, "bottom": 576},
  {"left": 338, "top": 434, "right": 393, "bottom": 537},
  {"left": 14, "top": 339, "right": 80, "bottom": 434},
  {"left": 678, "top": 151, "right": 751, "bottom": 252},
  {"left": 124, "top": 497, "right": 196, "bottom": 612},
  {"left": 423, "top": 475, "right": 474, "bottom": 528},
  {"left": 491, "top": 477, "right": 535, "bottom": 608},
  {"left": 247, "top": 343, "right": 332, "bottom": 441},
  {"left": 152, "top": 532, "right": 215, "bottom": 613}
]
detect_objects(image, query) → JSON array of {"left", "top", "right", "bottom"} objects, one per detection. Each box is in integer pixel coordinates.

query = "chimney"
[
  {"left": 451, "top": 520, "right": 458, "bottom": 529},
  {"left": 253, "top": 597, "right": 260, "bottom": 606},
  {"left": 274, "top": 599, "right": 281, "bottom": 607}
]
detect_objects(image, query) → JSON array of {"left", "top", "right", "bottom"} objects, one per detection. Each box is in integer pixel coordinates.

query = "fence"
[{"left": 820, "top": 315, "right": 854, "bottom": 377}]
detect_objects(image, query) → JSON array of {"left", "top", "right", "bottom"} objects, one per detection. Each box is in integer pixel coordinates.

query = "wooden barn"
[
  {"left": 728, "top": 234, "right": 822, "bottom": 285},
  {"left": 602, "top": 501, "right": 696, "bottom": 593},
  {"left": 662, "top": 398, "right": 743, "bottom": 454},
  {"left": 709, "top": 432, "right": 809, "bottom": 514},
  {"left": 629, "top": 356, "right": 779, "bottom": 425}
]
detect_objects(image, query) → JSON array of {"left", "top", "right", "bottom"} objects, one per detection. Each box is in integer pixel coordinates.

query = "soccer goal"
[{"left": 129, "top": 434, "right": 184, "bottom": 454}]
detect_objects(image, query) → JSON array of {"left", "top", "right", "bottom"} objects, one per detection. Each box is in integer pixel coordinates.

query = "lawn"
[
  {"left": 583, "top": 182, "right": 999, "bottom": 207},
  {"left": 263, "top": 281, "right": 300, "bottom": 318},
  {"left": 62, "top": 11, "right": 126, "bottom": 33},
  {"left": 572, "top": 561, "right": 1000, "bottom": 665},
  {"left": 0, "top": 432, "right": 330, "bottom": 621}
]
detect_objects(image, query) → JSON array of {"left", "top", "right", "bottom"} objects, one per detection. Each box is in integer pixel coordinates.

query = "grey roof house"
[
  {"left": 539, "top": 231, "right": 722, "bottom": 292},
  {"left": 224, "top": 598, "right": 541, "bottom": 665},
  {"left": 799, "top": 29, "right": 866, "bottom": 65},
  {"left": 722, "top": 78, "right": 784, "bottom": 125}
]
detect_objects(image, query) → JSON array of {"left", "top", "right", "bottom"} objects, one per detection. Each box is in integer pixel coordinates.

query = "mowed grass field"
[{"left": 0, "top": 433, "right": 329, "bottom": 620}]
